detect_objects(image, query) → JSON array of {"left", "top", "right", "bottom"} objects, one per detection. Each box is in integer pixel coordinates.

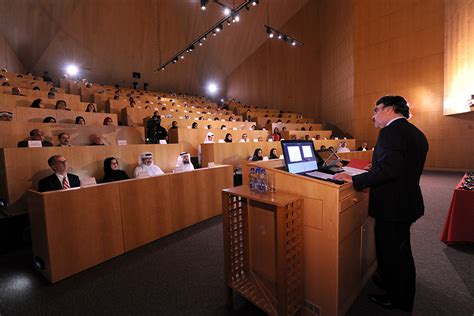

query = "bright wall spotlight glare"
[
  {"left": 224, "top": 7, "right": 231, "bottom": 15},
  {"left": 234, "top": 15, "right": 240, "bottom": 22},
  {"left": 66, "top": 64, "right": 79, "bottom": 76},
  {"left": 207, "top": 82, "right": 218, "bottom": 94}
]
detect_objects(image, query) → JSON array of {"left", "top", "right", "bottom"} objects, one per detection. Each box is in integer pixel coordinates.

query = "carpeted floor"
[{"left": 0, "top": 171, "right": 472, "bottom": 315}]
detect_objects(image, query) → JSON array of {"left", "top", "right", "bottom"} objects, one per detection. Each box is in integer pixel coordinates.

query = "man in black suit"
[
  {"left": 38, "top": 155, "right": 80, "bottom": 192},
  {"left": 17, "top": 129, "right": 53, "bottom": 147},
  {"left": 335, "top": 95, "right": 428, "bottom": 312}
]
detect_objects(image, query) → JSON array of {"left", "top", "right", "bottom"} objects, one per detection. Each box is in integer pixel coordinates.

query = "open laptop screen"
[{"left": 281, "top": 140, "right": 318, "bottom": 174}]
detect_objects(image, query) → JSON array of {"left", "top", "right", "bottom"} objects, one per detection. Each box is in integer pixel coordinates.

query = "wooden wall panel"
[
  {"left": 320, "top": 0, "right": 354, "bottom": 137},
  {"left": 353, "top": 0, "right": 474, "bottom": 170},
  {"left": 225, "top": 1, "right": 321, "bottom": 120},
  {"left": 0, "top": 0, "right": 310, "bottom": 96},
  {"left": 0, "top": 32, "right": 24, "bottom": 73},
  {"left": 444, "top": 0, "right": 474, "bottom": 115}
]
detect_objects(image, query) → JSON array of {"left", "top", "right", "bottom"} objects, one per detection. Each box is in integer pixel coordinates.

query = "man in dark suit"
[
  {"left": 335, "top": 95, "right": 428, "bottom": 312},
  {"left": 38, "top": 155, "right": 80, "bottom": 192},
  {"left": 17, "top": 129, "right": 53, "bottom": 147}
]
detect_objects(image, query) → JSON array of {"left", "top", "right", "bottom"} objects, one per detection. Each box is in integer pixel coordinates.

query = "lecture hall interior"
[{"left": 0, "top": 0, "right": 473, "bottom": 315}]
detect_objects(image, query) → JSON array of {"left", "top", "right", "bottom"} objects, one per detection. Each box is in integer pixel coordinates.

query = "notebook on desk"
[{"left": 280, "top": 140, "right": 344, "bottom": 184}]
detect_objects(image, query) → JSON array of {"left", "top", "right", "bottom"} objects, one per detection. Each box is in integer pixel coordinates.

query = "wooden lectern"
[{"left": 222, "top": 186, "right": 304, "bottom": 316}]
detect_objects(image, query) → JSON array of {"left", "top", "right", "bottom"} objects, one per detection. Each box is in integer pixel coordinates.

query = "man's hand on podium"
[{"left": 334, "top": 172, "right": 353, "bottom": 183}]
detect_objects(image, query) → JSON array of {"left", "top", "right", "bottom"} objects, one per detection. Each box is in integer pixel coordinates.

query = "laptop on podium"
[{"left": 280, "top": 140, "right": 344, "bottom": 184}]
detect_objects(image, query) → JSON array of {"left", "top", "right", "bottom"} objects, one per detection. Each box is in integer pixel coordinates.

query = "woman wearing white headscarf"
[
  {"left": 174, "top": 152, "right": 194, "bottom": 173},
  {"left": 198, "top": 132, "right": 215, "bottom": 166},
  {"left": 133, "top": 152, "right": 164, "bottom": 177}
]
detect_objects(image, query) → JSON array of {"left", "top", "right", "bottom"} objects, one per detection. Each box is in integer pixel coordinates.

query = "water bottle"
[
  {"left": 254, "top": 167, "right": 261, "bottom": 192},
  {"left": 249, "top": 167, "right": 256, "bottom": 191},
  {"left": 260, "top": 168, "right": 268, "bottom": 193}
]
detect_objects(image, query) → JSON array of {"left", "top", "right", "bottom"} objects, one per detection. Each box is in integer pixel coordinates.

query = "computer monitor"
[{"left": 281, "top": 140, "right": 319, "bottom": 174}]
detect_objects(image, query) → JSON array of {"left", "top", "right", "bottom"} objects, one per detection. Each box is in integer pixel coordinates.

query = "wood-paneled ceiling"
[{"left": 0, "top": 0, "right": 310, "bottom": 95}]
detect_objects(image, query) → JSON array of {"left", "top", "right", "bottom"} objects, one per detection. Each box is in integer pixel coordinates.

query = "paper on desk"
[{"left": 342, "top": 166, "right": 368, "bottom": 176}]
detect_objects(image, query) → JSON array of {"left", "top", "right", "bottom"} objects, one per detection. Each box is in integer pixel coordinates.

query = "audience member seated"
[
  {"left": 146, "top": 112, "right": 168, "bottom": 143},
  {"left": 75, "top": 116, "right": 86, "bottom": 125},
  {"left": 0, "top": 111, "right": 13, "bottom": 121},
  {"left": 38, "top": 155, "right": 80, "bottom": 192},
  {"left": 32, "top": 86, "right": 40, "bottom": 91},
  {"left": 251, "top": 148, "right": 263, "bottom": 161},
  {"left": 12, "top": 87, "right": 25, "bottom": 96},
  {"left": 55, "top": 100, "right": 68, "bottom": 110},
  {"left": 328, "top": 146, "right": 335, "bottom": 152},
  {"left": 221, "top": 125, "right": 227, "bottom": 130},
  {"left": 315, "top": 134, "right": 321, "bottom": 140},
  {"left": 224, "top": 133, "right": 233, "bottom": 143},
  {"left": 89, "top": 134, "right": 105, "bottom": 146},
  {"left": 17, "top": 129, "right": 53, "bottom": 147},
  {"left": 170, "top": 121, "right": 178, "bottom": 130},
  {"left": 192, "top": 122, "right": 198, "bottom": 129},
  {"left": 133, "top": 152, "right": 164, "bottom": 177},
  {"left": 336, "top": 141, "right": 351, "bottom": 153},
  {"left": 174, "top": 152, "right": 194, "bottom": 173},
  {"left": 43, "top": 116, "right": 56, "bottom": 123},
  {"left": 103, "top": 117, "right": 113, "bottom": 125},
  {"left": 309, "top": 126, "right": 314, "bottom": 131},
  {"left": 58, "top": 132, "right": 71, "bottom": 147},
  {"left": 320, "top": 145, "right": 327, "bottom": 150},
  {"left": 31, "top": 98, "right": 44, "bottom": 108},
  {"left": 102, "top": 157, "right": 130, "bottom": 183},
  {"left": 356, "top": 142, "right": 368, "bottom": 151},
  {"left": 240, "top": 133, "right": 249, "bottom": 143},
  {"left": 2, "top": 81, "right": 10, "bottom": 87},
  {"left": 272, "top": 127, "right": 281, "bottom": 141},
  {"left": 85, "top": 103, "right": 97, "bottom": 112},
  {"left": 304, "top": 134, "right": 310, "bottom": 141},
  {"left": 204, "top": 132, "right": 215, "bottom": 144},
  {"left": 257, "top": 136, "right": 264, "bottom": 142},
  {"left": 269, "top": 148, "right": 279, "bottom": 159},
  {"left": 47, "top": 92, "right": 55, "bottom": 99}
]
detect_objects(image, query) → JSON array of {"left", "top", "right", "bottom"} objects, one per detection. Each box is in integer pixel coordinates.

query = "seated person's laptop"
[
  {"left": 280, "top": 140, "right": 343, "bottom": 182},
  {"left": 315, "top": 149, "right": 345, "bottom": 174}
]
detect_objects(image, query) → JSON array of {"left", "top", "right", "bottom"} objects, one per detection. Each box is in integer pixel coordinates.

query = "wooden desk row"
[
  {"left": 280, "top": 130, "right": 333, "bottom": 141},
  {"left": 0, "top": 105, "right": 117, "bottom": 126},
  {"left": 28, "top": 164, "right": 233, "bottom": 282},
  {"left": 168, "top": 128, "right": 270, "bottom": 156},
  {"left": 200, "top": 140, "right": 359, "bottom": 169},
  {"left": 155, "top": 117, "right": 255, "bottom": 131},
  {"left": 0, "top": 121, "right": 143, "bottom": 148},
  {"left": 267, "top": 122, "right": 323, "bottom": 132},
  {"left": 0, "top": 143, "right": 183, "bottom": 216},
  {"left": 1, "top": 76, "right": 50, "bottom": 90},
  {"left": 240, "top": 159, "right": 376, "bottom": 315},
  {"left": 0, "top": 93, "right": 89, "bottom": 112},
  {"left": 254, "top": 116, "right": 316, "bottom": 129},
  {"left": 1, "top": 85, "right": 65, "bottom": 94}
]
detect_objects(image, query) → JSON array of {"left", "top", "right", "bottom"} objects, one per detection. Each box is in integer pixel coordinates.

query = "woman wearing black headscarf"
[{"left": 102, "top": 157, "right": 129, "bottom": 183}]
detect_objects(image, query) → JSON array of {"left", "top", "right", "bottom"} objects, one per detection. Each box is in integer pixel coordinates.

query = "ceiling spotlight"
[
  {"left": 291, "top": 40, "right": 296, "bottom": 46},
  {"left": 200, "top": 0, "right": 208, "bottom": 10},
  {"left": 172, "top": 59, "right": 178, "bottom": 63},
  {"left": 267, "top": 27, "right": 273, "bottom": 38},
  {"left": 202, "top": 36, "right": 206, "bottom": 41},
  {"left": 161, "top": 67, "right": 165, "bottom": 71},
  {"left": 233, "top": 14, "right": 240, "bottom": 22},
  {"left": 207, "top": 82, "right": 218, "bottom": 94},
  {"left": 66, "top": 64, "right": 79, "bottom": 76},
  {"left": 227, "top": 19, "right": 231, "bottom": 25},
  {"left": 188, "top": 45, "right": 194, "bottom": 51},
  {"left": 251, "top": 0, "right": 259, "bottom": 6},
  {"left": 180, "top": 55, "right": 184, "bottom": 59},
  {"left": 198, "top": 41, "right": 203, "bottom": 46},
  {"left": 224, "top": 7, "right": 231, "bottom": 15},
  {"left": 277, "top": 33, "right": 282, "bottom": 39},
  {"left": 215, "top": 25, "right": 222, "bottom": 32},
  {"left": 212, "top": 30, "right": 217, "bottom": 36}
]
